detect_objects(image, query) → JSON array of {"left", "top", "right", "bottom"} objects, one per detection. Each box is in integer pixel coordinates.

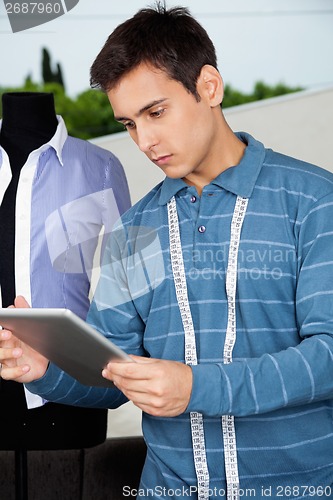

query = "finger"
[
  {"left": 0, "top": 348, "right": 23, "bottom": 369},
  {"left": 115, "top": 375, "right": 155, "bottom": 395},
  {"left": 105, "top": 361, "right": 151, "bottom": 381},
  {"left": 0, "top": 347, "right": 23, "bottom": 360},
  {"left": 1, "top": 333, "right": 21, "bottom": 348},
  {"left": 102, "top": 356, "right": 155, "bottom": 381},
  {"left": 0, "top": 364, "right": 30, "bottom": 381},
  {"left": 14, "top": 296, "right": 31, "bottom": 308},
  {"left": 101, "top": 367, "right": 152, "bottom": 397},
  {"left": 0, "top": 329, "right": 14, "bottom": 341}
]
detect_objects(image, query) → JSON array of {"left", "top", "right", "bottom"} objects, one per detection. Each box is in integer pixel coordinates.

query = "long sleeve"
[
  {"left": 26, "top": 222, "right": 146, "bottom": 408},
  {"left": 26, "top": 361, "right": 128, "bottom": 409}
]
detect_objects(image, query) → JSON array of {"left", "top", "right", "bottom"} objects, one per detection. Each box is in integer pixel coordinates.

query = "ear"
[{"left": 197, "top": 65, "right": 224, "bottom": 107}]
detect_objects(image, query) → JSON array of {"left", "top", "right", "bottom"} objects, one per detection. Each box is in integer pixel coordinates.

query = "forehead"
[{"left": 107, "top": 63, "right": 188, "bottom": 116}]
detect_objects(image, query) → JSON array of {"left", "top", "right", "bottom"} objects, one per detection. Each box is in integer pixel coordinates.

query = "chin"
[
  {"left": 162, "top": 166, "right": 191, "bottom": 180},
  {"left": 165, "top": 172, "right": 184, "bottom": 180}
]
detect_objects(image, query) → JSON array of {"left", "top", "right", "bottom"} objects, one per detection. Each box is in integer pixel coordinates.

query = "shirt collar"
[
  {"left": 0, "top": 114, "right": 68, "bottom": 167},
  {"left": 158, "top": 132, "right": 266, "bottom": 205},
  {"left": 47, "top": 115, "right": 68, "bottom": 166}
]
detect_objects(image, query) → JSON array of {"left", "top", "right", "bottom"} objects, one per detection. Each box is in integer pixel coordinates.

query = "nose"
[{"left": 136, "top": 124, "right": 158, "bottom": 153}]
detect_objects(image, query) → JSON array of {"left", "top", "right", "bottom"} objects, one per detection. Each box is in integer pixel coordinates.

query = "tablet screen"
[{"left": 0, "top": 308, "right": 132, "bottom": 387}]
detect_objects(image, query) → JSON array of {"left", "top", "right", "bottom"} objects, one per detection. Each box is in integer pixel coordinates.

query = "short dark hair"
[{"left": 90, "top": 2, "right": 218, "bottom": 101}]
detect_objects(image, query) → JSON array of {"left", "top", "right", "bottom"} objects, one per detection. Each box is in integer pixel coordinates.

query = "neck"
[
  {"left": 183, "top": 116, "right": 246, "bottom": 196},
  {"left": 0, "top": 92, "right": 58, "bottom": 171}
]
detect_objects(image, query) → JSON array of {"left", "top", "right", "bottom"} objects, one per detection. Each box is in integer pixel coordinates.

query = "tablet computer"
[{"left": 0, "top": 308, "right": 133, "bottom": 387}]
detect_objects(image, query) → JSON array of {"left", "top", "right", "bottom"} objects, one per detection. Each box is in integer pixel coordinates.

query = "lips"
[{"left": 152, "top": 155, "right": 172, "bottom": 166}]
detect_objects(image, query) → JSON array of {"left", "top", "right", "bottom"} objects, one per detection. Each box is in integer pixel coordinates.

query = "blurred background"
[
  {"left": 1, "top": 1, "right": 333, "bottom": 92},
  {"left": 1, "top": 0, "right": 332, "bottom": 139}
]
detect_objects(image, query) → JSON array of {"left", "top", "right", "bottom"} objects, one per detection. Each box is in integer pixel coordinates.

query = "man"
[{"left": 1, "top": 4, "right": 333, "bottom": 498}]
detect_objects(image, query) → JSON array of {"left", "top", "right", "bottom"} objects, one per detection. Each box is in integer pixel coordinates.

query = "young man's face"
[{"left": 107, "top": 63, "right": 223, "bottom": 188}]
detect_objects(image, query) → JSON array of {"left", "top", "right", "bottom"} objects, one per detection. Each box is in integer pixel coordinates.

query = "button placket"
[{"left": 197, "top": 191, "right": 212, "bottom": 235}]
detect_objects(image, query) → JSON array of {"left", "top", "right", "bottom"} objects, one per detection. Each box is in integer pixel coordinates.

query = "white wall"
[{"left": 224, "top": 86, "right": 333, "bottom": 172}]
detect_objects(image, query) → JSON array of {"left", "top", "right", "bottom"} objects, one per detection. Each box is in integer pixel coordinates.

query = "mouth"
[{"left": 152, "top": 154, "right": 172, "bottom": 166}]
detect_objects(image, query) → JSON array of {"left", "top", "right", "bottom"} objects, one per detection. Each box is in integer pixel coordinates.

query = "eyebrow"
[{"left": 114, "top": 98, "right": 168, "bottom": 122}]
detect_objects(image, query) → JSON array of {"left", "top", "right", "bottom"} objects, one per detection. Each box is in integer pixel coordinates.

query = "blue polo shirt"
[{"left": 28, "top": 132, "right": 333, "bottom": 497}]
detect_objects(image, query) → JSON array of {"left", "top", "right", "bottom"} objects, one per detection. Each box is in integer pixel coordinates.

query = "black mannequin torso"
[
  {"left": 0, "top": 92, "right": 58, "bottom": 174},
  {"left": 0, "top": 93, "right": 58, "bottom": 307}
]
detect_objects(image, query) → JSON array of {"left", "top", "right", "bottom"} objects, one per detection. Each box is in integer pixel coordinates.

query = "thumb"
[{"left": 14, "top": 296, "right": 31, "bottom": 309}]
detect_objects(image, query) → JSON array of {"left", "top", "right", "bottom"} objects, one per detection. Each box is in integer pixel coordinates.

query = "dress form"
[
  {"left": 0, "top": 93, "right": 107, "bottom": 451},
  {"left": 0, "top": 92, "right": 58, "bottom": 306},
  {"left": 0, "top": 92, "right": 58, "bottom": 172}
]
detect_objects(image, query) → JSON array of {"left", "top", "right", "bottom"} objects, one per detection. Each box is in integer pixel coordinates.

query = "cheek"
[
  {"left": 189, "top": 121, "right": 212, "bottom": 153},
  {"left": 176, "top": 117, "right": 206, "bottom": 147},
  {"left": 188, "top": 105, "right": 212, "bottom": 141},
  {"left": 164, "top": 103, "right": 211, "bottom": 152}
]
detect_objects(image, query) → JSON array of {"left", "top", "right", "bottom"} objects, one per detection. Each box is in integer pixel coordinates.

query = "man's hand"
[
  {"left": 102, "top": 355, "right": 193, "bottom": 417},
  {"left": 0, "top": 296, "right": 49, "bottom": 383}
]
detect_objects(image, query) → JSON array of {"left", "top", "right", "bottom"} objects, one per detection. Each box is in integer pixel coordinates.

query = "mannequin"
[
  {"left": 0, "top": 93, "right": 58, "bottom": 306},
  {"left": 0, "top": 93, "right": 113, "bottom": 500},
  {"left": 0, "top": 92, "right": 58, "bottom": 171},
  {"left": 0, "top": 92, "right": 107, "bottom": 452}
]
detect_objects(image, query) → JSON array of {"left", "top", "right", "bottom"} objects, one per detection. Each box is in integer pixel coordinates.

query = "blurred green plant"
[
  {"left": 223, "top": 81, "right": 303, "bottom": 108},
  {"left": 42, "top": 47, "right": 65, "bottom": 90}
]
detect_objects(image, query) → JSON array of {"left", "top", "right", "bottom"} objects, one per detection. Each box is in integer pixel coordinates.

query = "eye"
[
  {"left": 123, "top": 121, "right": 136, "bottom": 130},
  {"left": 150, "top": 108, "right": 165, "bottom": 118}
]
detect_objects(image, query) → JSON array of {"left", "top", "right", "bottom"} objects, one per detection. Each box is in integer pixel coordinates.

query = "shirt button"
[
  {"left": 190, "top": 195, "right": 197, "bottom": 203},
  {"left": 198, "top": 225, "right": 206, "bottom": 233}
]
